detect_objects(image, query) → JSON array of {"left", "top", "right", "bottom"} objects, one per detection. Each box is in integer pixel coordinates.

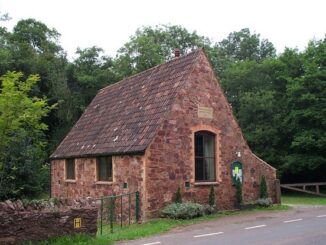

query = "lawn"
[
  {"left": 281, "top": 193, "right": 326, "bottom": 205},
  {"left": 33, "top": 204, "right": 288, "bottom": 245}
]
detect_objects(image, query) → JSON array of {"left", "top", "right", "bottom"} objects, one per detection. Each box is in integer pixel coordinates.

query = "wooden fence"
[{"left": 280, "top": 182, "right": 326, "bottom": 197}]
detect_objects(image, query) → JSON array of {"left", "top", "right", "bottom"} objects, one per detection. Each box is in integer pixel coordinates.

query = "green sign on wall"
[{"left": 231, "top": 161, "right": 243, "bottom": 184}]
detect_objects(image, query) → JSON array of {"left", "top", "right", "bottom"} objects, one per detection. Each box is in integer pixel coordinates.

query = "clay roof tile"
[{"left": 50, "top": 49, "right": 202, "bottom": 159}]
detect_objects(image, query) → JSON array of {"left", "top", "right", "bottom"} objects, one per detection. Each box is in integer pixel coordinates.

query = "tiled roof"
[{"left": 50, "top": 49, "right": 201, "bottom": 159}]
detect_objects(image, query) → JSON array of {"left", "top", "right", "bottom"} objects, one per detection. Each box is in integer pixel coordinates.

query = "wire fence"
[{"left": 97, "top": 191, "right": 140, "bottom": 234}]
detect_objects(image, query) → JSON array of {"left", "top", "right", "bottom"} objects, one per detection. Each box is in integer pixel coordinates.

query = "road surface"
[{"left": 119, "top": 205, "right": 326, "bottom": 245}]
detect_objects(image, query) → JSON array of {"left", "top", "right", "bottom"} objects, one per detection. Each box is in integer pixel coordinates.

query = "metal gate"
[{"left": 97, "top": 191, "right": 140, "bottom": 234}]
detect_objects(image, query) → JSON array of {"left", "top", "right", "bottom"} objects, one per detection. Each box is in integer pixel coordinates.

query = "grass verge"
[
  {"left": 32, "top": 204, "right": 288, "bottom": 245},
  {"left": 282, "top": 193, "right": 326, "bottom": 205},
  {"left": 99, "top": 204, "right": 289, "bottom": 243}
]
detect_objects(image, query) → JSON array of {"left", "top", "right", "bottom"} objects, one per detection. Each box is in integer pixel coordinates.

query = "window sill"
[
  {"left": 194, "top": 182, "right": 219, "bottom": 186},
  {"left": 96, "top": 181, "right": 113, "bottom": 185},
  {"left": 65, "top": 179, "right": 76, "bottom": 183}
]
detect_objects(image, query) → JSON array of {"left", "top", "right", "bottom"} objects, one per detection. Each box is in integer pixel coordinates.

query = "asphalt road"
[{"left": 119, "top": 205, "right": 326, "bottom": 245}]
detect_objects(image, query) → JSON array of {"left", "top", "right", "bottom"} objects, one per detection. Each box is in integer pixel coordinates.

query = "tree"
[
  {"left": 259, "top": 176, "right": 268, "bottom": 198},
  {"left": 0, "top": 14, "right": 13, "bottom": 75},
  {"left": 0, "top": 12, "right": 11, "bottom": 22},
  {"left": 235, "top": 178, "right": 242, "bottom": 205},
  {"left": 175, "top": 186, "right": 182, "bottom": 203},
  {"left": 283, "top": 38, "right": 326, "bottom": 182},
  {"left": 0, "top": 72, "right": 54, "bottom": 200},
  {"left": 68, "top": 46, "right": 118, "bottom": 112},
  {"left": 218, "top": 28, "right": 275, "bottom": 62},
  {"left": 208, "top": 185, "right": 215, "bottom": 206},
  {"left": 114, "top": 24, "right": 211, "bottom": 77},
  {"left": 2, "top": 19, "right": 78, "bottom": 152},
  {"left": 213, "top": 28, "right": 276, "bottom": 78}
]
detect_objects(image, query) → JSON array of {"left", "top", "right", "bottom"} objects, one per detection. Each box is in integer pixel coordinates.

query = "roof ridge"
[{"left": 99, "top": 49, "right": 203, "bottom": 92}]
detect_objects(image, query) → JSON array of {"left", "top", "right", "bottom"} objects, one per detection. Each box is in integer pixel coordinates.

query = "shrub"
[
  {"left": 175, "top": 187, "right": 182, "bottom": 203},
  {"left": 203, "top": 204, "right": 216, "bottom": 214},
  {"left": 256, "top": 198, "right": 273, "bottom": 207},
  {"left": 235, "top": 178, "right": 243, "bottom": 204},
  {"left": 161, "top": 203, "right": 204, "bottom": 219},
  {"left": 259, "top": 176, "right": 268, "bottom": 198},
  {"left": 208, "top": 185, "right": 215, "bottom": 206}
]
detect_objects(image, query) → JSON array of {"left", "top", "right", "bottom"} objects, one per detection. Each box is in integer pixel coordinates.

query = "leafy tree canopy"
[
  {"left": 115, "top": 24, "right": 211, "bottom": 77},
  {"left": 0, "top": 72, "right": 55, "bottom": 200}
]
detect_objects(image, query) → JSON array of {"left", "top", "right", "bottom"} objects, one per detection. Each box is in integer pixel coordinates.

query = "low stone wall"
[{"left": 0, "top": 198, "right": 98, "bottom": 244}]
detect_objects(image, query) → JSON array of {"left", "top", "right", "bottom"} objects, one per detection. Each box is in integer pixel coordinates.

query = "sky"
[{"left": 0, "top": 0, "right": 325, "bottom": 60}]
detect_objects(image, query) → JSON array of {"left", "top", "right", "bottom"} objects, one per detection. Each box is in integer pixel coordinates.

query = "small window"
[
  {"left": 97, "top": 156, "right": 112, "bottom": 181},
  {"left": 195, "top": 131, "right": 216, "bottom": 182},
  {"left": 65, "top": 159, "right": 75, "bottom": 180}
]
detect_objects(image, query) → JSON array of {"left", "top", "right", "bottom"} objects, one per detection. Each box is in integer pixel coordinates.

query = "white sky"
[{"left": 1, "top": 0, "right": 325, "bottom": 60}]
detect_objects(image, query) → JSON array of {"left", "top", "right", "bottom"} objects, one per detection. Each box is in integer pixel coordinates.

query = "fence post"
[
  {"left": 275, "top": 179, "right": 281, "bottom": 204},
  {"left": 120, "top": 195, "right": 123, "bottom": 228},
  {"left": 100, "top": 198, "right": 103, "bottom": 235},
  {"left": 135, "top": 191, "right": 140, "bottom": 223},
  {"left": 110, "top": 195, "right": 115, "bottom": 233},
  {"left": 128, "top": 194, "right": 131, "bottom": 225}
]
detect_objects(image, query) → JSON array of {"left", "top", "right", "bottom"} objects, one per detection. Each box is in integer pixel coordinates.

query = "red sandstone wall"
[
  {"left": 0, "top": 199, "right": 97, "bottom": 244},
  {"left": 51, "top": 51, "right": 277, "bottom": 220},
  {"left": 144, "top": 51, "right": 277, "bottom": 217},
  {"left": 51, "top": 156, "right": 145, "bottom": 207}
]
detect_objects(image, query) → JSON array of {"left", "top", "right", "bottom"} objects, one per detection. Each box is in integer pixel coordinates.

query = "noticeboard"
[{"left": 231, "top": 161, "right": 243, "bottom": 184}]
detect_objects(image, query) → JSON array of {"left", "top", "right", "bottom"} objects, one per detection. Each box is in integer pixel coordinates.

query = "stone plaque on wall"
[{"left": 198, "top": 106, "right": 213, "bottom": 119}]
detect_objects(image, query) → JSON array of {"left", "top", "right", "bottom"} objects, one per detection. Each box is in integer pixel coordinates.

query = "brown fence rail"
[{"left": 280, "top": 182, "right": 326, "bottom": 197}]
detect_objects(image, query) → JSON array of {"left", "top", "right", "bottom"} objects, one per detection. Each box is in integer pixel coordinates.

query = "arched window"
[{"left": 195, "top": 131, "right": 216, "bottom": 181}]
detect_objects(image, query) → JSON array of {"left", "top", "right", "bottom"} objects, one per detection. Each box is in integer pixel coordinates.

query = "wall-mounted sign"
[
  {"left": 231, "top": 161, "right": 243, "bottom": 184},
  {"left": 74, "top": 218, "right": 81, "bottom": 228},
  {"left": 198, "top": 106, "right": 213, "bottom": 119}
]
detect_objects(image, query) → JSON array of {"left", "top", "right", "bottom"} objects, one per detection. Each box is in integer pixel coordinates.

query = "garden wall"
[{"left": 0, "top": 199, "right": 97, "bottom": 244}]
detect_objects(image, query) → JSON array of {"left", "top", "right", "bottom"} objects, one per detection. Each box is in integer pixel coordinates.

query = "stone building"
[{"left": 50, "top": 49, "right": 277, "bottom": 219}]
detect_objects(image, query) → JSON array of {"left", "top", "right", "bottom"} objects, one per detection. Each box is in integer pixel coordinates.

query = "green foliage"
[
  {"left": 208, "top": 185, "right": 215, "bottom": 206},
  {"left": 218, "top": 28, "right": 276, "bottom": 62},
  {"left": 0, "top": 12, "right": 11, "bottom": 22},
  {"left": 282, "top": 38, "right": 326, "bottom": 181},
  {"left": 235, "top": 179, "right": 243, "bottom": 204},
  {"left": 68, "top": 46, "right": 118, "bottom": 113},
  {"left": 115, "top": 24, "right": 211, "bottom": 77},
  {"left": 221, "top": 37, "right": 326, "bottom": 182},
  {"left": 175, "top": 186, "right": 182, "bottom": 204},
  {"left": 259, "top": 176, "right": 268, "bottom": 198},
  {"left": 0, "top": 72, "right": 54, "bottom": 200},
  {"left": 256, "top": 198, "right": 273, "bottom": 207},
  {"left": 161, "top": 203, "right": 204, "bottom": 219},
  {"left": 213, "top": 28, "right": 276, "bottom": 78}
]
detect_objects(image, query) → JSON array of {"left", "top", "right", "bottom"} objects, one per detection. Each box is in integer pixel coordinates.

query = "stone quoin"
[{"left": 50, "top": 49, "right": 277, "bottom": 219}]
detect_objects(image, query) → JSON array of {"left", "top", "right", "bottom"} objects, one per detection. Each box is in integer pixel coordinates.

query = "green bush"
[
  {"left": 161, "top": 203, "right": 204, "bottom": 219},
  {"left": 259, "top": 176, "right": 268, "bottom": 198},
  {"left": 208, "top": 185, "right": 215, "bottom": 206},
  {"left": 203, "top": 204, "right": 216, "bottom": 214},
  {"left": 256, "top": 198, "right": 273, "bottom": 207},
  {"left": 235, "top": 178, "right": 243, "bottom": 204},
  {"left": 175, "top": 187, "right": 182, "bottom": 203}
]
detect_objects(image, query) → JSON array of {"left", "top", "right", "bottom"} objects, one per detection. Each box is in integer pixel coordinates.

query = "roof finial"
[{"left": 174, "top": 48, "right": 180, "bottom": 58}]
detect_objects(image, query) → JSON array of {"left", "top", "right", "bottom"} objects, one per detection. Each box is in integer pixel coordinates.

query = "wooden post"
[
  {"left": 316, "top": 185, "right": 320, "bottom": 194},
  {"left": 275, "top": 179, "right": 281, "bottom": 204}
]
